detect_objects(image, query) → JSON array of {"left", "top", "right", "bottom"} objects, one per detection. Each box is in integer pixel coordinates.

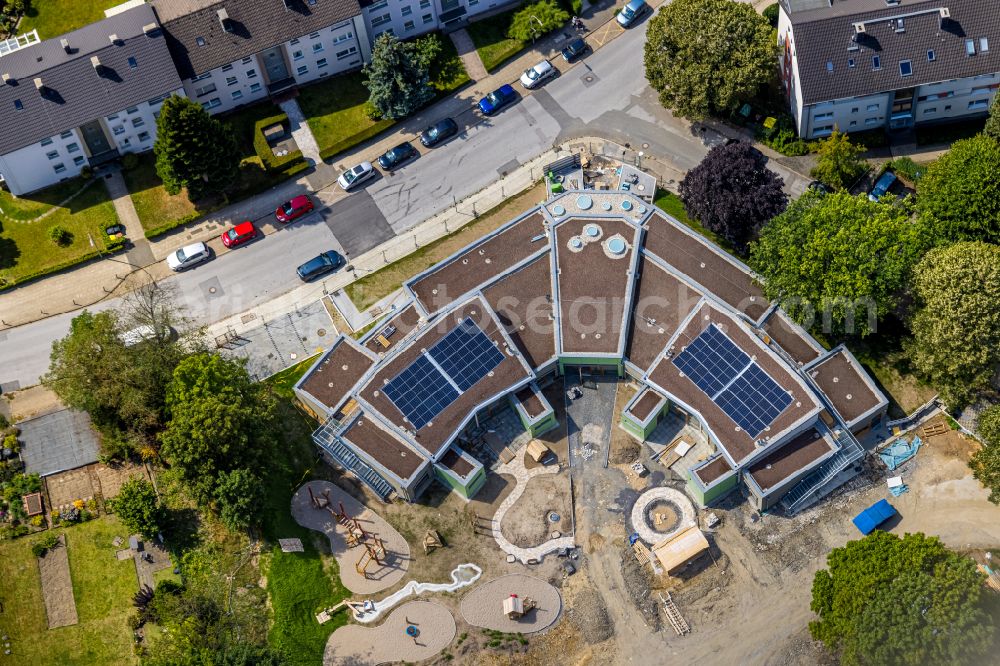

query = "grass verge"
[
  {"left": 653, "top": 189, "right": 738, "bottom": 257},
  {"left": 268, "top": 353, "right": 321, "bottom": 398},
  {"left": 466, "top": 10, "right": 528, "bottom": 72},
  {"left": 345, "top": 181, "right": 546, "bottom": 310}
]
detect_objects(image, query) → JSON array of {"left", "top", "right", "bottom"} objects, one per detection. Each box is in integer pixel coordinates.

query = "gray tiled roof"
[
  {"left": 792, "top": 0, "right": 1000, "bottom": 105},
  {"left": 0, "top": 4, "right": 181, "bottom": 156},
  {"left": 156, "top": 0, "right": 362, "bottom": 80}
]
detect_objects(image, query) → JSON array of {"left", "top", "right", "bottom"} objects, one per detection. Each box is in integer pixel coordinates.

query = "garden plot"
[{"left": 37, "top": 535, "right": 78, "bottom": 629}]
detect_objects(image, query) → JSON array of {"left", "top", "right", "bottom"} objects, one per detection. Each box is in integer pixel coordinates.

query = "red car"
[
  {"left": 221, "top": 220, "right": 257, "bottom": 248},
  {"left": 275, "top": 195, "right": 314, "bottom": 223}
]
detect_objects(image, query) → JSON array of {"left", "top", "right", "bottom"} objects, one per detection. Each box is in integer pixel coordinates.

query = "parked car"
[
  {"left": 338, "top": 161, "right": 376, "bottom": 190},
  {"left": 617, "top": 0, "right": 649, "bottom": 27},
  {"left": 868, "top": 170, "right": 897, "bottom": 201},
  {"left": 221, "top": 220, "right": 258, "bottom": 248},
  {"left": 275, "top": 195, "right": 314, "bottom": 223},
  {"left": 420, "top": 118, "right": 459, "bottom": 147},
  {"left": 297, "top": 250, "right": 345, "bottom": 282},
  {"left": 478, "top": 84, "right": 517, "bottom": 116},
  {"left": 808, "top": 180, "right": 832, "bottom": 194},
  {"left": 561, "top": 37, "right": 589, "bottom": 62},
  {"left": 119, "top": 324, "right": 177, "bottom": 347},
  {"left": 520, "top": 59, "right": 556, "bottom": 89},
  {"left": 377, "top": 142, "right": 419, "bottom": 171},
  {"left": 166, "top": 242, "right": 211, "bottom": 271}
]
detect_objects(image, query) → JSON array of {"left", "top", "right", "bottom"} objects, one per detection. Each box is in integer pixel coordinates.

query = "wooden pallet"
[
  {"left": 659, "top": 592, "right": 690, "bottom": 636},
  {"left": 632, "top": 540, "right": 653, "bottom": 567},
  {"left": 920, "top": 422, "right": 948, "bottom": 438},
  {"left": 978, "top": 564, "right": 1000, "bottom": 592}
]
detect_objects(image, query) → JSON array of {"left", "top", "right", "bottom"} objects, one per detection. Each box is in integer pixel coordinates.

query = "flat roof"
[
  {"left": 438, "top": 446, "right": 474, "bottom": 478},
  {"left": 643, "top": 212, "right": 767, "bottom": 321},
  {"left": 18, "top": 409, "right": 100, "bottom": 476},
  {"left": 808, "top": 348, "right": 885, "bottom": 426},
  {"left": 341, "top": 412, "right": 426, "bottom": 481},
  {"left": 626, "top": 255, "right": 702, "bottom": 372},
  {"left": 647, "top": 302, "right": 820, "bottom": 464},
  {"left": 298, "top": 337, "right": 375, "bottom": 412},
  {"left": 364, "top": 303, "right": 423, "bottom": 355},
  {"left": 482, "top": 252, "right": 556, "bottom": 369},
  {"left": 629, "top": 387, "right": 665, "bottom": 421},
  {"left": 746, "top": 427, "right": 835, "bottom": 492},
  {"left": 515, "top": 386, "right": 546, "bottom": 419},
  {"left": 693, "top": 456, "right": 733, "bottom": 485},
  {"left": 358, "top": 298, "right": 531, "bottom": 456},
  {"left": 764, "top": 310, "right": 824, "bottom": 366},
  {"left": 554, "top": 216, "right": 639, "bottom": 355},
  {"left": 409, "top": 211, "right": 546, "bottom": 315}
]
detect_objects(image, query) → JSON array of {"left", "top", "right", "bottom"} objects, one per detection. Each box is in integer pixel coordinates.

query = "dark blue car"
[{"left": 478, "top": 84, "right": 517, "bottom": 116}]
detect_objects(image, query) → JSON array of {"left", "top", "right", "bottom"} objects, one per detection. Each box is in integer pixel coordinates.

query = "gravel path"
[
  {"left": 324, "top": 600, "right": 456, "bottom": 665},
  {"left": 292, "top": 480, "right": 410, "bottom": 594},
  {"left": 460, "top": 574, "right": 562, "bottom": 634}
]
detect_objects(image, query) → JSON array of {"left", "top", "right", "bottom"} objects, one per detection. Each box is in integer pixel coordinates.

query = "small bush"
[
  {"left": 79, "top": 165, "right": 94, "bottom": 180},
  {"left": 31, "top": 531, "right": 60, "bottom": 557},
  {"left": 363, "top": 99, "right": 383, "bottom": 121},
  {"left": 508, "top": 0, "right": 569, "bottom": 41},
  {"left": 121, "top": 152, "right": 140, "bottom": 170},
  {"left": 886, "top": 156, "right": 927, "bottom": 184},
  {"left": 0, "top": 413, "right": 8, "bottom": 429},
  {"left": 763, "top": 3, "right": 779, "bottom": 28},
  {"left": 3, "top": 432, "right": 18, "bottom": 453},
  {"left": 29, "top": 515, "right": 44, "bottom": 527},
  {"left": 252, "top": 114, "right": 306, "bottom": 173},
  {"left": 48, "top": 225, "right": 72, "bottom": 246}
]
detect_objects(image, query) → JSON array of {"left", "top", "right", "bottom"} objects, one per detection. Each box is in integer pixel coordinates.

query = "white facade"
[
  {"left": 182, "top": 56, "right": 268, "bottom": 115},
  {"left": 285, "top": 18, "right": 367, "bottom": 86},
  {"left": 105, "top": 89, "right": 184, "bottom": 154},
  {"left": 363, "top": 0, "right": 518, "bottom": 42}
]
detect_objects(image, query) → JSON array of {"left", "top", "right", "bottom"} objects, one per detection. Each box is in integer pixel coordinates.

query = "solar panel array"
[
  {"left": 382, "top": 318, "right": 505, "bottom": 430},
  {"left": 672, "top": 324, "right": 792, "bottom": 438}
]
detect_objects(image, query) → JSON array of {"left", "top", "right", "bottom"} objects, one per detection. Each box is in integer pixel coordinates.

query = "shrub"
[
  {"left": 886, "top": 156, "right": 927, "bottom": 184},
  {"left": 3, "top": 432, "right": 17, "bottom": 453},
  {"left": 29, "top": 515, "right": 44, "bottom": 527},
  {"left": 121, "top": 152, "right": 140, "bottom": 170},
  {"left": 0, "top": 413, "right": 8, "bottom": 429},
  {"left": 363, "top": 99, "right": 383, "bottom": 121},
  {"left": 31, "top": 531, "right": 60, "bottom": 557},
  {"left": 763, "top": 3, "right": 779, "bottom": 27},
  {"left": 508, "top": 0, "right": 569, "bottom": 41},
  {"left": 48, "top": 225, "right": 72, "bottom": 246},
  {"left": 252, "top": 114, "right": 306, "bottom": 173},
  {"left": 79, "top": 165, "right": 94, "bottom": 180}
]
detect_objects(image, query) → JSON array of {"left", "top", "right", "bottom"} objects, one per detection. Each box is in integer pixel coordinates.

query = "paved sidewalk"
[
  {"left": 103, "top": 168, "right": 155, "bottom": 268},
  {"left": 279, "top": 97, "right": 323, "bottom": 164},
  {"left": 449, "top": 29, "right": 488, "bottom": 81}
]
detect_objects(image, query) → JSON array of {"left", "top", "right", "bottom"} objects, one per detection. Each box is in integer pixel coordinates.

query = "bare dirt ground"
[
  {"left": 608, "top": 383, "right": 640, "bottom": 465},
  {"left": 500, "top": 473, "right": 571, "bottom": 547},
  {"left": 1, "top": 385, "right": 62, "bottom": 422},
  {"left": 37, "top": 535, "right": 78, "bottom": 629}
]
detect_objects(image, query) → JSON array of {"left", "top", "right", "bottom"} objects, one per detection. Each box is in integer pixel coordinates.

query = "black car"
[
  {"left": 377, "top": 142, "right": 418, "bottom": 171},
  {"left": 296, "top": 251, "right": 344, "bottom": 282},
  {"left": 420, "top": 118, "right": 459, "bottom": 147},
  {"left": 561, "top": 37, "right": 589, "bottom": 62}
]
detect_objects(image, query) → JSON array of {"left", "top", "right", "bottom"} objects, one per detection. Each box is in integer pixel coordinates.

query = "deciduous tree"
[
  {"left": 971, "top": 405, "right": 1000, "bottom": 504},
  {"left": 644, "top": 0, "right": 775, "bottom": 119},
  {"left": 679, "top": 141, "right": 786, "bottom": 252},
  {"left": 109, "top": 477, "right": 164, "bottom": 539},
  {"left": 810, "top": 531, "right": 993, "bottom": 666},
  {"left": 750, "top": 191, "right": 927, "bottom": 336},
  {"left": 214, "top": 468, "right": 264, "bottom": 532},
  {"left": 916, "top": 135, "right": 1000, "bottom": 245},
  {"left": 810, "top": 130, "right": 867, "bottom": 191},
  {"left": 905, "top": 241, "right": 1000, "bottom": 409},
  {"left": 363, "top": 33, "right": 436, "bottom": 120},
  {"left": 508, "top": 0, "right": 569, "bottom": 41},
  {"left": 154, "top": 95, "right": 239, "bottom": 201}
]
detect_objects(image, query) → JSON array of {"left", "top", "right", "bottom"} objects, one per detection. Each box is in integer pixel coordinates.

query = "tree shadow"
[
  {"left": 0, "top": 220, "right": 21, "bottom": 271},
  {"left": 164, "top": 507, "right": 203, "bottom": 556}
]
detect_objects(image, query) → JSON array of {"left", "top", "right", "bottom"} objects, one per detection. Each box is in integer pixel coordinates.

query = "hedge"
[
  {"left": 0, "top": 240, "right": 128, "bottom": 292},
  {"left": 318, "top": 118, "right": 394, "bottom": 162},
  {"left": 143, "top": 210, "right": 207, "bottom": 240},
  {"left": 253, "top": 113, "right": 306, "bottom": 173}
]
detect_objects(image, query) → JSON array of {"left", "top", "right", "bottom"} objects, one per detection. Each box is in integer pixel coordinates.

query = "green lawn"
[
  {"left": 299, "top": 73, "right": 395, "bottom": 160},
  {"left": 0, "top": 517, "right": 140, "bottom": 666},
  {"left": 653, "top": 189, "right": 738, "bottom": 257},
  {"left": 122, "top": 153, "right": 209, "bottom": 235},
  {"left": 17, "top": 0, "right": 120, "bottom": 39},
  {"left": 466, "top": 10, "right": 528, "bottom": 72},
  {"left": 0, "top": 177, "right": 120, "bottom": 288},
  {"left": 267, "top": 353, "right": 321, "bottom": 398}
]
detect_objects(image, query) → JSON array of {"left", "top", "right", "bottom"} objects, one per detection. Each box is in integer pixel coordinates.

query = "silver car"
[
  {"left": 166, "top": 241, "right": 211, "bottom": 271},
  {"left": 519, "top": 59, "right": 556, "bottom": 89},
  {"left": 337, "top": 161, "right": 376, "bottom": 190}
]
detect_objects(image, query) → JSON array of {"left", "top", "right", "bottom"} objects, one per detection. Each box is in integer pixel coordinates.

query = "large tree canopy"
[
  {"left": 363, "top": 33, "right": 437, "bottom": 120},
  {"left": 750, "top": 191, "right": 927, "bottom": 336},
  {"left": 984, "top": 95, "right": 1000, "bottom": 142},
  {"left": 679, "top": 141, "right": 786, "bottom": 252},
  {"left": 905, "top": 241, "right": 1000, "bottom": 409},
  {"left": 643, "top": 0, "right": 775, "bottom": 119},
  {"left": 972, "top": 404, "right": 1000, "bottom": 504},
  {"left": 810, "top": 130, "right": 867, "bottom": 191},
  {"left": 108, "top": 478, "right": 164, "bottom": 539},
  {"left": 916, "top": 135, "right": 1000, "bottom": 245},
  {"left": 154, "top": 95, "right": 239, "bottom": 201},
  {"left": 508, "top": 0, "right": 568, "bottom": 41},
  {"left": 160, "top": 354, "right": 276, "bottom": 506},
  {"left": 810, "top": 531, "right": 993, "bottom": 666}
]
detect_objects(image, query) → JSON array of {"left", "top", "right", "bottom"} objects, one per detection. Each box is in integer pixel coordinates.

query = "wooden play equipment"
[
  {"left": 316, "top": 599, "right": 367, "bottom": 624},
  {"left": 503, "top": 593, "right": 536, "bottom": 620},
  {"left": 309, "top": 486, "right": 370, "bottom": 546},
  {"left": 920, "top": 421, "right": 948, "bottom": 438},
  {"left": 355, "top": 537, "right": 387, "bottom": 578},
  {"left": 422, "top": 530, "right": 444, "bottom": 554},
  {"left": 526, "top": 440, "right": 551, "bottom": 463}
]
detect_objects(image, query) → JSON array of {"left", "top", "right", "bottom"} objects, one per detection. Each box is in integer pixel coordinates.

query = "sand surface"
[
  {"left": 324, "top": 600, "right": 456, "bottom": 665},
  {"left": 460, "top": 573, "right": 562, "bottom": 633}
]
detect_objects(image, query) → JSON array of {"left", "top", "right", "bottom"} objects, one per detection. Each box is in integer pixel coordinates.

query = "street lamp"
[
  {"left": 529, "top": 14, "right": 544, "bottom": 43},
  {"left": 637, "top": 151, "right": 644, "bottom": 169}
]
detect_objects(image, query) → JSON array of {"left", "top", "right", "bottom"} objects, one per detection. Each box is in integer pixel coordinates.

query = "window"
[
  {"left": 293, "top": 50, "right": 304, "bottom": 61},
  {"left": 420, "top": 0, "right": 430, "bottom": 7},
  {"left": 336, "top": 46, "right": 358, "bottom": 59},
  {"left": 826, "top": 60, "right": 833, "bottom": 73},
  {"left": 192, "top": 72, "right": 212, "bottom": 82},
  {"left": 13, "top": 99, "right": 22, "bottom": 110},
  {"left": 918, "top": 91, "right": 953, "bottom": 102},
  {"left": 201, "top": 98, "right": 221, "bottom": 110},
  {"left": 242, "top": 57, "right": 253, "bottom": 64},
  {"left": 849, "top": 120, "right": 857, "bottom": 127},
  {"left": 107, "top": 113, "right": 119, "bottom": 120},
  {"left": 865, "top": 117, "right": 879, "bottom": 126},
  {"left": 290, "top": 38, "right": 300, "bottom": 45},
  {"left": 969, "top": 99, "right": 989, "bottom": 110},
  {"left": 894, "top": 18, "right": 904, "bottom": 33},
  {"left": 132, "top": 117, "right": 144, "bottom": 128},
  {"left": 317, "top": 57, "right": 328, "bottom": 68},
  {"left": 53, "top": 163, "right": 66, "bottom": 174},
  {"left": 923, "top": 107, "right": 937, "bottom": 114},
  {"left": 113, "top": 125, "right": 126, "bottom": 135},
  {"left": 297, "top": 65, "right": 308, "bottom": 75},
  {"left": 60, "top": 130, "right": 73, "bottom": 138},
  {"left": 138, "top": 131, "right": 151, "bottom": 142},
  {"left": 401, "top": 5, "right": 412, "bottom": 15},
  {"left": 73, "top": 156, "right": 85, "bottom": 166},
  {"left": 226, "top": 76, "right": 238, "bottom": 86},
  {"left": 313, "top": 43, "right": 324, "bottom": 53},
  {"left": 46, "top": 150, "right": 59, "bottom": 160},
  {"left": 125, "top": 107, "right": 138, "bottom": 115},
  {"left": 848, "top": 58, "right": 855, "bottom": 68},
  {"left": 147, "top": 95, "right": 166, "bottom": 106},
  {"left": 966, "top": 39, "right": 976, "bottom": 56},
  {"left": 423, "top": 12, "right": 433, "bottom": 23},
  {"left": 250, "top": 82, "right": 262, "bottom": 93},
  {"left": 41, "top": 137, "right": 53, "bottom": 146},
  {"left": 128, "top": 56, "right": 137, "bottom": 69},
  {"left": 120, "top": 138, "right": 131, "bottom": 148},
  {"left": 404, "top": 20, "right": 415, "bottom": 31},
  {"left": 67, "top": 142, "right": 79, "bottom": 153},
  {"left": 899, "top": 60, "right": 912, "bottom": 77},
  {"left": 945, "top": 105, "right": 952, "bottom": 111},
  {"left": 231, "top": 90, "right": 243, "bottom": 100},
  {"left": 369, "top": 0, "right": 388, "bottom": 8},
  {"left": 814, "top": 125, "right": 834, "bottom": 137},
  {"left": 196, "top": 36, "right": 206, "bottom": 46},
  {"left": 872, "top": 55, "right": 881, "bottom": 70},
  {"left": 222, "top": 63, "right": 234, "bottom": 72},
  {"left": 981, "top": 38, "right": 990, "bottom": 52},
  {"left": 866, "top": 103, "right": 879, "bottom": 111},
  {"left": 927, "top": 49, "right": 936, "bottom": 62},
  {"left": 971, "top": 85, "right": 996, "bottom": 95},
  {"left": 851, "top": 107, "right": 859, "bottom": 113},
  {"left": 333, "top": 31, "right": 354, "bottom": 44},
  {"left": 246, "top": 68, "right": 257, "bottom": 79},
  {"left": 371, "top": 13, "right": 391, "bottom": 27},
  {"left": 309, "top": 32, "right": 320, "bottom": 39},
  {"left": 194, "top": 82, "right": 217, "bottom": 96},
  {"left": 814, "top": 112, "right": 834, "bottom": 121}
]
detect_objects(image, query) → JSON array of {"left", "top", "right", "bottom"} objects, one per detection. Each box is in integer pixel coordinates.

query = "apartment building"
[
  {"left": 0, "top": 4, "right": 183, "bottom": 194},
  {"left": 361, "top": 0, "right": 515, "bottom": 41},
  {"left": 778, "top": 0, "right": 1000, "bottom": 138}
]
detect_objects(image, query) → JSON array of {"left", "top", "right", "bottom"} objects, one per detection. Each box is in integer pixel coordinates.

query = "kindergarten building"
[{"left": 294, "top": 190, "right": 888, "bottom": 515}]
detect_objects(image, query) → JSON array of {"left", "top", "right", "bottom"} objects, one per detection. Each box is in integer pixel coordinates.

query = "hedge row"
[
  {"left": 318, "top": 118, "right": 394, "bottom": 162},
  {"left": 0, "top": 239, "right": 127, "bottom": 292},
  {"left": 143, "top": 210, "right": 207, "bottom": 240},
  {"left": 253, "top": 113, "right": 307, "bottom": 173}
]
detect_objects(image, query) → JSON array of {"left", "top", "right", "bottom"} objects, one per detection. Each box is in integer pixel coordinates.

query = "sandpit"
[
  {"left": 292, "top": 480, "right": 410, "bottom": 594},
  {"left": 460, "top": 574, "right": 562, "bottom": 634},
  {"left": 324, "top": 600, "right": 456, "bottom": 665},
  {"left": 630, "top": 485, "right": 696, "bottom": 545}
]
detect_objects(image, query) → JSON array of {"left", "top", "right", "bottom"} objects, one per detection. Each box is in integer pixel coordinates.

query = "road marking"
[{"left": 590, "top": 22, "right": 623, "bottom": 48}]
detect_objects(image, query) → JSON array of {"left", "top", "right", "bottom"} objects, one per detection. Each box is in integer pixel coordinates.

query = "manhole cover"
[
  {"left": 642, "top": 143, "right": 649, "bottom": 149},
  {"left": 548, "top": 512, "right": 561, "bottom": 523},
  {"left": 317, "top": 328, "right": 326, "bottom": 337},
  {"left": 208, "top": 286, "right": 217, "bottom": 294},
  {"left": 584, "top": 75, "right": 594, "bottom": 82}
]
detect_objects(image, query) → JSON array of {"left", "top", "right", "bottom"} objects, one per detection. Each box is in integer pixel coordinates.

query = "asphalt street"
[{"left": 0, "top": 16, "right": 808, "bottom": 390}]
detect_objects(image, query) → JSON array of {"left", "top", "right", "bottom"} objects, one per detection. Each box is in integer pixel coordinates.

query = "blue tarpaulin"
[
  {"left": 853, "top": 499, "right": 897, "bottom": 535},
  {"left": 879, "top": 436, "right": 922, "bottom": 471}
]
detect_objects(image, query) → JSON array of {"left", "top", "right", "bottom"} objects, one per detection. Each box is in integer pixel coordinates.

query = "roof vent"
[
  {"left": 33, "top": 77, "right": 44, "bottom": 91},
  {"left": 939, "top": 7, "right": 950, "bottom": 18},
  {"left": 109, "top": 33, "right": 121, "bottom": 45},
  {"left": 1, "top": 73, "right": 12, "bottom": 85},
  {"left": 142, "top": 23, "right": 160, "bottom": 36},
  {"left": 91, "top": 55, "right": 103, "bottom": 75},
  {"left": 60, "top": 38, "right": 70, "bottom": 53},
  {"left": 853, "top": 22, "right": 866, "bottom": 34},
  {"left": 218, "top": 8, "right": 234, "bottom": 32}
]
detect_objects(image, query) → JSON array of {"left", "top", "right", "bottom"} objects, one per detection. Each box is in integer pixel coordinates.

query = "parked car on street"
[
  {"left": 868, "top": 170, "right": 897, "bottom": 201},
  {"left": 221, "top": 220, "right": 258, "bottom": 248},
  {"left": 275, "top": 195, "right": 314, "bottom": 223},
  {"left": 166, "top": 242, "right": 211, "bottom": 271},
  {"left": 338, "top": 161, "right": 376, "bottom": 190},
  {"left": 119, "top": 324, "right": 177, "bottom": 347},
  {"left": 617, "top": 0, "right": 649, "bottom": 27},
  {"left": 478, "top": 84, "right": 517, "bottom": 116},
  {"left": 420, "top": 118, "right": 459, "bottom": 147},
  {"left": 561, "top": 37, "right": 589, "bottom": 62},
  {"left": 297, "top": 250, "right": 345, "bottom": 282},
  {"left": 377, "top": 142, "right": 419, "bottom": 171},
  {"left": 520, "top": 60, "right": 557, "bottom": 89}
]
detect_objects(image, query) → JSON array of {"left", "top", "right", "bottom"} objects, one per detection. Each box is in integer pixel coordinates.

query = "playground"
[
  {"left": 460, "top": 574, "right": 562, "bottom": 634},
  {"left": 323, "top": 600, "right": 456, "bottom": 665}
]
